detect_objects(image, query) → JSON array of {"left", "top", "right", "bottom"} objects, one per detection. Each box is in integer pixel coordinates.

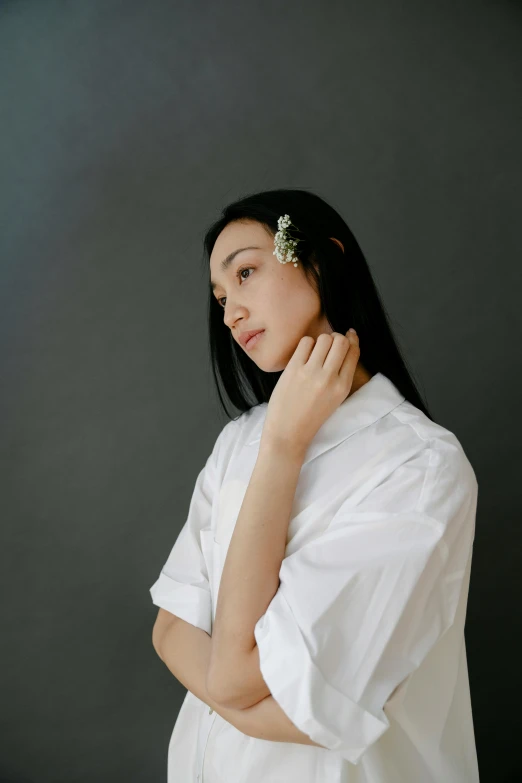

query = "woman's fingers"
[
  {"left": 305, "top": 331, "right": 348, "bottom": 370},
  {"left": 264, "top": 328, "right": 361, "bottom": 449},
  {"left": 319, "top": 332, "right": 351, "bottom": 374},
  {"left": 289, "top": 334, "right": 316, "bottom": 366},
  {"left": 304, "top": 333, "right": 334, "bottom": 369},
  {"left": 291, "top": 329, "right": 359, "bottom": 377}
]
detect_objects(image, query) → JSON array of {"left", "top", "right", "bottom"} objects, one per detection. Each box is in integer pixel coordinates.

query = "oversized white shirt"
[{"left": 149, "top": 371, "right": 479, "bottom": 783}]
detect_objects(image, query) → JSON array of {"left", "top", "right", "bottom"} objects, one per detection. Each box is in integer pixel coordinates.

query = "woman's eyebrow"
[{"left": 210, "top": 246, "right": 261, "bottom": 290}]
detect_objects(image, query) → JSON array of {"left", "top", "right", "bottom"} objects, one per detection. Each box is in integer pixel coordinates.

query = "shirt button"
[{"left": 209, "top": 707, "right": 214, "bottom": 714}]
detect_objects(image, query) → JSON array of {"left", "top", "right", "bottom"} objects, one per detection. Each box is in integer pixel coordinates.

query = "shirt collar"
[{"left": 245, "top": 372, "right": 406, "bottom": 466}]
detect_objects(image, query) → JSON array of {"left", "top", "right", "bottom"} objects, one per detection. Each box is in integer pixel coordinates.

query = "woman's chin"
[
  {"left": 247, "top": 338, "right": 295, "bottom": 373},
  {"left": 254, "top": 355, "right": 289, "bottom": 373}
]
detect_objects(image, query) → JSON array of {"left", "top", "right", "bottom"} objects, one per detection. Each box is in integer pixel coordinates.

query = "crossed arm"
[
  {"left": 153, "top": 611, "right": 323, "bottom": 746},
  {"left": 152, "top": 437, "right": 326, "bottom": 748}
]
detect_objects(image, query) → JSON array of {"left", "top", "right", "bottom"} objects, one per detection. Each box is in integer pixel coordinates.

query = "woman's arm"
[
  {"left": 154, "top": 614, "right": 325, "bottom": 747},
  {"left": 154, "top": 615, "right": 253, "bottom": 733},
  {"left": 206, "top": 437, "right": 306, "bottom": 709}
]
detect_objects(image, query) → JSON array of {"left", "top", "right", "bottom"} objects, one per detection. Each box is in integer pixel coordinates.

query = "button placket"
[{"left": 199, "top": 709, "right": 217, "bottom": 783}]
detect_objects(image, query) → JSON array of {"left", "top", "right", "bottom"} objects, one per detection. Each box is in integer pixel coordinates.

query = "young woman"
[{"left": 150, "top": 188, "right": 479, "bottom": 782}]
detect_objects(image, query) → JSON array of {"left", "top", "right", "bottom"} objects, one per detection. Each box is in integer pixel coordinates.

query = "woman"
[{"left": 150, "top": 188, "right": 479, "bottom": 782}]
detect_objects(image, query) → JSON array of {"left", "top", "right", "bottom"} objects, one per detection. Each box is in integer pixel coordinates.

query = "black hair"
[{"left": 202, "top": 187, "right": 433, "bottom": 422}]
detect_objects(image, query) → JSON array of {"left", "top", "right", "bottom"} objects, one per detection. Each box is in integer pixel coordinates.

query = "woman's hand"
[{"left": 261, "top": 329, "right": 360, "bottom": 455}]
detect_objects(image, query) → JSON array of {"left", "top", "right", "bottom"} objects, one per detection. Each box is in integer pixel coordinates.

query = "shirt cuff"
[
  {"left": 253, "top": 589, "right": 390, "bottom": 765},
  {"left": 150, "top": 571, "right": 212, "bottom": 636}
]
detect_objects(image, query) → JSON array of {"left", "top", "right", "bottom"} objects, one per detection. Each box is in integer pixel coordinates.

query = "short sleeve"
[
  {"left": 149, "top": 420, "right": 238, "bottom": 635},
  {"left": 253, "top": 443, "right": 478, "bottom": 765}
]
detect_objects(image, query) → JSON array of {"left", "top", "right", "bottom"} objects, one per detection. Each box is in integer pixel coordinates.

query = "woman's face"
[{"left": 209, "top": 218, "right": 334, "bottom": 372}]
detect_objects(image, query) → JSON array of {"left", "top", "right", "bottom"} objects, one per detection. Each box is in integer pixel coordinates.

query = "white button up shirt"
[{"left": 150, "top": 372, "right": 479, "bottom": 783}]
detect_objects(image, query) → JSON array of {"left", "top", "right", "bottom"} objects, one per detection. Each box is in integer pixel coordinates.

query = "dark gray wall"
[{"left": 1, "top": 1, "right": 520, "bottom": 780}]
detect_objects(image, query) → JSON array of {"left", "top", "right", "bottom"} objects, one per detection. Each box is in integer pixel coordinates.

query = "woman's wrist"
[{"left": 259, "top": 431, "right": 308, "bottom": 464}]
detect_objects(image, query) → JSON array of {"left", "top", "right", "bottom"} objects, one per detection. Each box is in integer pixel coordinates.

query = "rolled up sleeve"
[{"left": 253, "top": 445, "right": 477, "bottom": 765}]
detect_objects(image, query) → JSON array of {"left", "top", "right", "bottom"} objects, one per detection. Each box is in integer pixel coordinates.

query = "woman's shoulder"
[
  {"left": 228, "top": 402, "right": 268, "bottom": 444},
  {"left": 390, "top": 400, "right": 478, "bottom": 491},
  {"left": 211, "top": 402, "right": 266, "bottom": 464}
]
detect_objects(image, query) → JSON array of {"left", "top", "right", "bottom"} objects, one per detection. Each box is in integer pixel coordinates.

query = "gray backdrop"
[{"left": 1, "top": 1, "right": 520, "bottom": 781}]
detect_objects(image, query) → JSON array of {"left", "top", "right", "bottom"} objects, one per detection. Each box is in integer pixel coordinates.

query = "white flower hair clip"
[{"left": 273, "top": 214, "right": 302, "bottom": 267}]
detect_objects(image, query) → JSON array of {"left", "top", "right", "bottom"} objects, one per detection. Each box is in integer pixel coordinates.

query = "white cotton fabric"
[{"left": 149, "top": 372, "right": 479, "bottom": 783}]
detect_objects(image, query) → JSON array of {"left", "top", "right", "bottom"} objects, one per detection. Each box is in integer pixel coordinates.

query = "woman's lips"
[{"left": 245, "top": 330, "right": 265, "bottom": 350}]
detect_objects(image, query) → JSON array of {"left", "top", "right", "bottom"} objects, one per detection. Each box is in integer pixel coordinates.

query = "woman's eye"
[
  {"left": 239, "top": 267, "right": 253, "bottom": 281},
  {"left": 217, "top": 267, "right": 254, "bottom": 308}
]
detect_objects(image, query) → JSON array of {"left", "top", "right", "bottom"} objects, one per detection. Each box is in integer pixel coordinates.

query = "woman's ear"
[{"left": 329, "top": 237, "right": 345, "bottom": 253}]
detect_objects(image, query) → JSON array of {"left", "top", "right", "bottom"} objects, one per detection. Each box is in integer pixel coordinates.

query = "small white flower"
[{"left": 272, "top": 213, "right": 302, "bottom": 267}]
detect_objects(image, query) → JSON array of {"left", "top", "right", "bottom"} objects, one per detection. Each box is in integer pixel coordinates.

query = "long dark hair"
[{"left": 202, "top": 187, "right": 433, "bottom": 422}]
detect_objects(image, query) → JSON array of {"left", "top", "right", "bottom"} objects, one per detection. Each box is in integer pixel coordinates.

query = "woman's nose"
[{"left": 223, "top": 301, "right": 247, "bottom": 330}]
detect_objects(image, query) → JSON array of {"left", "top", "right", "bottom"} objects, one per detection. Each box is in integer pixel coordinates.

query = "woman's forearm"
[
  {"left": 155, "top": 616, "right": 256, "bottom": 735},
  {"left": 155, "top": 616, "right": 325, "bottom": 748},
  {"left": 207, "top": 438, "right": 306, "bottom": 708}
]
